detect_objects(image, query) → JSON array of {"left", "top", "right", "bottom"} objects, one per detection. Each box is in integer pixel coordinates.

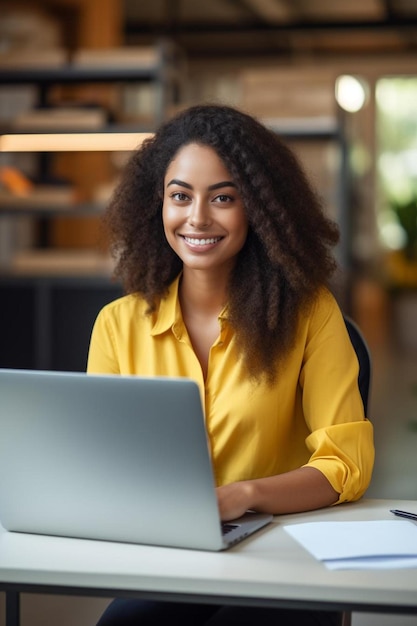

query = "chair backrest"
[{"left": 343, "top": 315, "right": 371, "bottom": 416}]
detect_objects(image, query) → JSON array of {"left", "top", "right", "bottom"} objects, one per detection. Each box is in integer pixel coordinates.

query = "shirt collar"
[{"left": 150, "top": 273, "right": 229, "bottom": 337}]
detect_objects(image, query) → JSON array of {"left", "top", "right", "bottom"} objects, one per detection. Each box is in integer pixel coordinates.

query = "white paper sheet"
[{"left": 283, "top": 520, "right": 417, "bottom": 570}]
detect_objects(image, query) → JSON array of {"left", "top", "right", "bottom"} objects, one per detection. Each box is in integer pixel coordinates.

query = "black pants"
[{"left": 96, "top": 599, "right": 342, "bottom": 626}]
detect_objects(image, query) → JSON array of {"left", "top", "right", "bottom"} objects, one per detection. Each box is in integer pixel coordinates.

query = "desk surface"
[{"left": 1, "top": 498, "right": 417, "bottom": 615}]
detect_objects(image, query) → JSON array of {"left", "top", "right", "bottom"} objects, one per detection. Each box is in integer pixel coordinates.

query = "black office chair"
[
  {"left": 339, "top": 315, "right": 372, "bottom": 626},
  {"left": 343, "top": 315, "right": 371, "bottom": 416}
]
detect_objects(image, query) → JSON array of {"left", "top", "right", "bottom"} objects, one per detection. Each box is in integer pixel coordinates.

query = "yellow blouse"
[{"left": 87, "top": 276, "right": 374, "bottom": 503}]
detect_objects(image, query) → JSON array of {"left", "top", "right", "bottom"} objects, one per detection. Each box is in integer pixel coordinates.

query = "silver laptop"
[{"left": 0, "top": 368, "right": 272, "bottom": 551}]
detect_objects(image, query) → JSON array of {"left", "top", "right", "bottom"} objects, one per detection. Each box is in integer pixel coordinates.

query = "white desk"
[{"left": 1, "top": 499, "right": 417, "bottom": 626}]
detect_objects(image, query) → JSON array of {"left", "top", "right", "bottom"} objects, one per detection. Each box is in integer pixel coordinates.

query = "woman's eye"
[
  {"left": 214, "top": 194, "right": 233, "bottom": 203},
  {"left": 171, "top": 192, "right": 189, "bottom": 201}
]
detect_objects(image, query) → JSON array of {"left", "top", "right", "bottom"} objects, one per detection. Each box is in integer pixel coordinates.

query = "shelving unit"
[
  {"left": 0, "top": 41, "right": 182, "bottom": 371},
  {"left": 0, "top": 40, "right": 183, "bottom": 125}
]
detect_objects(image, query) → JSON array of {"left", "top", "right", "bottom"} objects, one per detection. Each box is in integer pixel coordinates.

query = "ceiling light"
[{"left": 335, "top": 75, "right": 368, "bottom": 113}]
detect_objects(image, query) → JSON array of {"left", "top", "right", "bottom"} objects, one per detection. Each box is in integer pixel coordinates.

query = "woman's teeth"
[{"left": 184, "top": 237, "right": 221, "bottom": 245}]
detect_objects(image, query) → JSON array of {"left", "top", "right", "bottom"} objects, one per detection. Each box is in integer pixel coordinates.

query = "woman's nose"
[{"left": 187, "top": 199, "right": 211, "bottom": 228}]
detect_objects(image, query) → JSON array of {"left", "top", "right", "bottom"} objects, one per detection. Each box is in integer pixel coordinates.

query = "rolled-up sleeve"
[{"left": 299, "top": 291, "right": 375, "bottom": 502}]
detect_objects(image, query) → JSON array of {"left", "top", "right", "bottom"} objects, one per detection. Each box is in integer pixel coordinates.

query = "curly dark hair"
[{"left": 104, "top": 104, "right": 339, "bottom": 383}]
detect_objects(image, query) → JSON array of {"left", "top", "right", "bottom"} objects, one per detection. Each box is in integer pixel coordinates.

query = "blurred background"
[{"left": 0, "top": 1, "right": 416, "bottom": 625}]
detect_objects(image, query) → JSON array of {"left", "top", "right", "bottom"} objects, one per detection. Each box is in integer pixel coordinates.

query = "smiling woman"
[
  {"left": 160, "top": 143, "right": 249, "bottom": 376},
  {"left": 87, "top": 104, "right": 374, "bottom": 626}
]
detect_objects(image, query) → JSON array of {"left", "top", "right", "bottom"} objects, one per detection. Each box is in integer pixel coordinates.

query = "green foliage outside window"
[{"left": 377, "top": 77, "right": 417, "bottom": 262}]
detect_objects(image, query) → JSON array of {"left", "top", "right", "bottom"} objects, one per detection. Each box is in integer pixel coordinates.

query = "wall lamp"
[{"left": 0, "top": 132, "right": 154, "bottom": 152}]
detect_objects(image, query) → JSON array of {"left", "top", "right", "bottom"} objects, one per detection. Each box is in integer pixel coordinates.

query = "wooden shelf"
[
  {"left": 0, "top": 201, "right": 106, "bottom": 216},
  {"left": 0, "top": 42, "right": 183, "bottom": 371}
]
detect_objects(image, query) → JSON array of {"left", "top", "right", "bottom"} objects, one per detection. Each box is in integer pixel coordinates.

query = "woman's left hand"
[{"left": 216, "top": 481, "right": 254, "bottom": 521}]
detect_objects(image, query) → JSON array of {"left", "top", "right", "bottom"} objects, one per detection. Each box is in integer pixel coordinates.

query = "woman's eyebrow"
[
  {"left": 166, "top": 179, "right": 236, "bottom": 191},
  {"left": 167, "top": 178, "right": 192, "bottom": 189},
  {"left": 208, "top": 181, "right": 236, "bottom": 191}
]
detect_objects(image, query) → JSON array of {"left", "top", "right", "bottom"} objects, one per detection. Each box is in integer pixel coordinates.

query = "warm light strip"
[{"left": 0, "top": 132, "right": 154, "bottom": 152}]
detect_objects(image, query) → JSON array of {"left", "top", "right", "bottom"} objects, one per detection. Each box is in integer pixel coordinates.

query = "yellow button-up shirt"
[{"left": 87, "top": 276, "right": 374, "bottom": 503}]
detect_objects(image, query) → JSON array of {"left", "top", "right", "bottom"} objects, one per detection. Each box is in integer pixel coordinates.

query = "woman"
[{"left": 88, "top": 104, "right": 374, "bottom": 625}]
